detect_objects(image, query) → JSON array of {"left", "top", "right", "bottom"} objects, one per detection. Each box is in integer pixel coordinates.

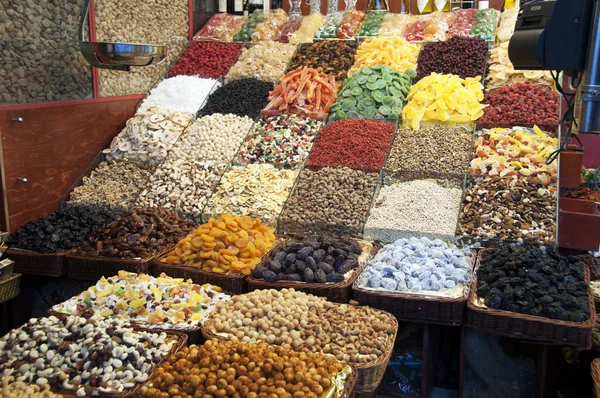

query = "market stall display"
[
  {"left": 378, "top": 13, "right": 411, "bottom": 37},
  {"left": 197, "top": 78, "right": 274, "bottom": 119},
  {"left": 496, "top": 7, "right": 519, "bottom": 43},
  {"left": 233, "top": 9, "right": 266, "bottom": 42},
  {"left": 458, "top": 176, "right": 556, "bottom": 243},
  {"left": 226, "top": 41, "right": 297, "bottom": 83},
  {"left": 403, "top": 19, "right": 428, "bottom": 42},
  {"left": 287, "top": 40, "right": 358, "bottom": 82},
  {"left": 51, "top": 271, "right": 228, "bottom": 330},
  {"left": 103, "top": 107, "right": 192, "bottom": 165},
  {"left": 205, "top": 164, "right": 297, "bottom": 223},
  {"left": 0, "top": 315, "right": 185, "bottom": 396},
  {"left": 95, "top": 0, "right": 188, "bottom": 96},
  {"left": 68, "top": 207, "right": 195, "bottom": 280},
  {"left": 314, "top": 11, "right": 347, "bottom": 39},
  {"left": 194, "top": 14, "right": 247, "bottom": 41},
  {"left": 138, "top": 77, "right": 219, "bottom": 116},
  {"left": 137, "top": 340, "right": 355, "bottom": 398},
  {"left": 236, "top": 115, "right": 322, "bottom": 169},
  {"left": 365, "top": 179, "right": 462, "bottom": 242},
  {"left": 278, "top": 167, "right": 378, "bottom": 237},
  {"left": 306, "top": 119, "right": 395, "bottom": 171},
  {"left": 290, "top": 13, "right": 326, "bottom": 43},
  {"left": 168, "top": 41, "right": 242, "bottom": 78},
  {"left": 158, "top": 214, "right": 276, "bottom": 291},
  {"left": 358, "top": 11, "right": 386, "bottom": 37},
  {"left": 329, "top": 65, "right": 413, "bottom": 122},
  {"left": 67, "top": 161, "right": 153, "bottom": 213},
  {"left": 486, "top": 41, "right": 555, "bottom": 90},
  {"left": 349, "top": 37, "right": 421, "bottom": 76},
  {"left": 277, "top": 15, "right": 303, "bottom": 43},
  {"left": 447, "top": 9, "right": 478, "bottom": 38},
  {"left": 338, "top": 10, "right": 367, "bottom": 39},
  {"left": 422, "top": 11, "right": 454, "bottom": 42},
  {"left": 478, "top": 83, "right": 560, "bottom": 132},
  {"left": 0, "top": 376, "right": 62, "bottom": 397},
  {"left": 262, "top": 67, "right": 339, "bottom": 121},
  {"left": 203, "top": 288, "right": 397, "bottom": 394},
  {"left": 402, "top": 73, "right": 486, "bottom": 130},
  {"left": 252, "top": 8, "right": 289, "bottom": 41},
  {"left": 416, "top": 37, "right": 489, "bottom": 80},
  {"left": 467, "top": 244, "right": 594, "bottom": 346},
  {"left": 354, "top": 237, "right": 475, "bottom": 325},
  {"left": 384, "top": 125, "right": 472, "bottom": 182},
  {"left": 469, "top": 126, "right": 558, "bottom": 185},
  {"left": 248, "top": 234, "right": 374, "bottom": 302}
]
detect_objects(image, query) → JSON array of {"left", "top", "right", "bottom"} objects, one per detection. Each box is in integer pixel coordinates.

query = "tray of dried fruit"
[
  {"left": 0, "top": 272, "right": 20, "bottom": 304},
  {"left": 247, "top": 234, "right": 378, "bottom": 303},
  {"left": 66, "top": 208, "right": 196, "bottom": 281},
  {"left": 154, "top": 214, "right": 278, "bottom": 294},
  {"left": 0, "top": 315, "right": 188, "bottom": 398},
  {"left": 201, "top": 289, "right": 398, "bottom": 396},
  {"left": 353, "top": 237, "right": 478, "bottom": 326},
  {"left": 466, "top": 245, "right": 595, "bottom": 348},
  {"left": 49, "top": 271, "right": 230, "bottom": 343},
  {"left": 134, "top": 339, "right": 358, "bottom": 398}
]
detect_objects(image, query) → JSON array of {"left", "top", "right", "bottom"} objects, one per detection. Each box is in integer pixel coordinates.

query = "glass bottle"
[
  {"left": 290, "top": 0, "right": 302, "bottom": 15},
  {"left": 367, "top": 0, "right": 389, "bottom": 11},
  {"left": 309, "top": 0, "right": 321, "bottom": 14}
]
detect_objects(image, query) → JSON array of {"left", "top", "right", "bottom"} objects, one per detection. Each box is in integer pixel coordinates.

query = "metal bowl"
[{"left": 80, "top": 41, "right": 166, "bottom": 71}]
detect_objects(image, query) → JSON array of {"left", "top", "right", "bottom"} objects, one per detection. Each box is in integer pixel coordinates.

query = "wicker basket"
[
  {"left": 352, "top": 249, "right": 478, "bottom": 326},
  {"left": 465, "top": 263, "right": 595, "bottom": 347},
  {"left": 582, "top": 254, "right": 600, "bottom": 280},
  {"left": 154, "top": 261, "right": 247, "bottom": 294},
  {"left": 247, "top": 236, "right": 379, "bottom": 303},
  {"left": 5, "top": 247, "right": 70, "bottom": 277},
  {"left": 592, "top": 359, "right": 600, "bottom": 398},
  {"left": 66, "top": 252, "right": 157, "bottom": 281},
  {"left": 201, "top": 306, "right": 398, "bottom": 395},
  {"left": 0, "top": 273, "right": 20, "bottom": 303}
]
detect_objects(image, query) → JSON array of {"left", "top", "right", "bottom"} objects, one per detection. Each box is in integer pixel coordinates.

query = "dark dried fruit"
[
  {"left": 284, "top": 274, "right": 303, "bottom": 281},
  {"left": 315, "top": 269, "right": 327, "bottom": 283},
  {"left": 337, "top": 260, "right": 358, "bottom": 275},
  {"left": 263, "top": 270, "right": 278, "bottom": 282},
  {"left": 251, "top": 267, "right": 266, "bottom": 278},
  {"left": 303, "top": 268, "right": 315, "bottom": 283},
  {"left": 318, "top": 262, "right": 335, "bottom": 275},
  {"left": 297, "top": 246, "right": 314, "bottom": 260},
  {"left": 285, "top": 253, "right": 297, "bottom": 266},
  {"left": 327, "top": 273, "right": 344, "bottom": 283}
]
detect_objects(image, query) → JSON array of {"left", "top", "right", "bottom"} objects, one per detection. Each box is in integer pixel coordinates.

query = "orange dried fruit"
[
  {"left": 201, "top": 234, "right": 215, "bottom": 243},
  {"left": 191, "top": 237, "right": 204, "bottom": 248},
  {"left": 235, "top": 238, "right": 250, "bottom": 248}
]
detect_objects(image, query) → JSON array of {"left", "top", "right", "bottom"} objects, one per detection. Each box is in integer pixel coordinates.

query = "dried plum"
[
  {"left": 285, "top": 253, "right": 297, "bottom": 265},
  {"left": 284, "top": 273, "right": 303, "bottom": 281},
  {"left": 266, "top": 259, "right": 282, "bottom": 273},
  {"left": 337, "top": 260, "right": 358, "bottom": 275},
  {"left": 295, "top": 260, "right": 306, "bottom": 272},
  {"left": 305, "top": 257, "right": 317, "bottom": 270},
  {"left": 263, "top": 270, "right": 278, "bottom": 282},
  {"left": 476, "top": 243, "right": 589, "bottom": 322},
  {"left": 327, "top": 273, "right": 344, "bottom": 283},
  {"left": 315, "top": 269, "right": 327, "bottom": 283},
  {"left": 251, "top": 267, "right": 266, "bottom": 278},
  {"left": 304, "top": 268, "right": 315, "bottom": 283},
  {"left": 297, "top": 246, "right": 314, "bottom": 260},
  {"left": 312, "top": 249, "right": 326, "bottom": 262},
  {"left": 318, "top": 262, "right": 335, "bottom": 275}
]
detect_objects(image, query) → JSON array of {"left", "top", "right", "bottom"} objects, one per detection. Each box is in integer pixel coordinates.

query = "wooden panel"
[{"left": 0, "top": 97, "right": 141, "bottom": 232}]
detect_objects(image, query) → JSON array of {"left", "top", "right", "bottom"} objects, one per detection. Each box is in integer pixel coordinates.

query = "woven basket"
[
  {"left": 66, "top": 252, "right": 157, "bottom": 281},
  {"left": 201, "top": 306, "right": 397, "bottom": 395},
  {"left": 154, "top": 261, "right": 247, "bottom": 294},
  {"left": 465, "top": 263, "right": 595, "bottom": 347},
  {"left": 5, "top": 247, "right": 70, "bottom": 277},
  {"left": 592, "top": 359, "right": 600, "bottom": 398},
  {"left": 582, "top": 254, "right": 600, "bottom": 280},
  {"left": 247, "top": 236, "right": 379, "bottom": 303},
  {"left": 0, "top": 273, "right": 20, "bottom": 303},
  {"left": 352, "top": 249, "right": 478, "bottom": 326}
]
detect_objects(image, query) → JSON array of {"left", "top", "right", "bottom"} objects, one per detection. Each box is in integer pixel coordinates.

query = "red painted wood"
[
  {"left": 89, "top": 0, "right": 100, "bottom": 99},
  {"left": 0, "top": 95, "right": 145, "bottom": 113},
  {"left": 0, "top": 98, "right": 141, "bottom": 231},
  {"left": 559, "top": 198, "right": 600, "bottom": 252}
]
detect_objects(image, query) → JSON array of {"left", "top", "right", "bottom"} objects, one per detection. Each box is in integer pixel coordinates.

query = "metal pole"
[{"left": 578, "top": 0, "right": 600, "bottom": 133}]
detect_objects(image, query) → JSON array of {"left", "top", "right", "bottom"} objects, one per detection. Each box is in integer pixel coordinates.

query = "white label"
[
  {"left": 219, "top": 0, "right": 227, "bottom": 12},
  {"left": 478, "top": 0, "right": 489, "bottom": 9},
  {"left": 417, "top": 0, "right": 428, "bottom": 13},
  {"left": 235, "top": 0, "right": 243, "bottom": 11},
  {"left": 434, "top": 0, "right": 447, "bottom": 11}
]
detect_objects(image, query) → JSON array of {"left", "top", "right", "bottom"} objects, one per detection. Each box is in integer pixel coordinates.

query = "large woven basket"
[
  {"left": 352, "top": 249, "right": 478, "bottom": 326},
  {"left": 154, "top": 261, "right": 247, "bottom": 294},
  {"left": 465, "top": 263, "right": 595, "bottom": 347},
  {"left": 66, "top": 252, "right": 157, "bottom": 281},
  {"left": 0, "top": 273, "right": 21, "bottom": 303},
  {"left": 5, "top": 247, "right": 71, "bottom": 277},
  {"left": 592, "top": 359, "right": 600, "bottom": 398},
  {"left": 201, "top": 306, "right": 398, "bottom": 395},
  {"left": 247, "top": 236, "right": 379, "bottom": 303}
]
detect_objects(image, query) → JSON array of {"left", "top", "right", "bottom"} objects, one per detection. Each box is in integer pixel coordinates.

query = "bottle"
[
  {"left": 367, "top": 0, "right": 389, "bottom": 10},
  {"left": 229, "top": 0, "right": 244, "bottom": 15},
  {"left": 219, "top": 0, "right": 227, "bottom": 13},
  {"left": 271, "top": 0, "right": 283, "bottom": 9},
  {"left": 248, "top": 0, "right": 264, "bottom": 14}
]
